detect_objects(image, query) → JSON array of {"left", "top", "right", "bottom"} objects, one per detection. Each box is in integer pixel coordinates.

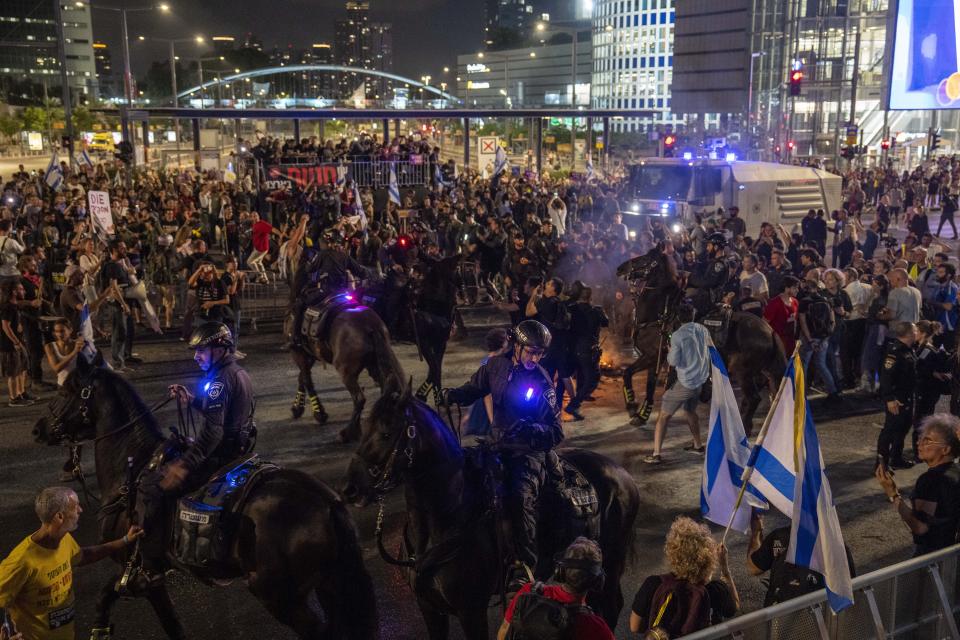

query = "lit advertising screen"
[{"left": 889, "top": 0, "right": 960, "bottom": 109}]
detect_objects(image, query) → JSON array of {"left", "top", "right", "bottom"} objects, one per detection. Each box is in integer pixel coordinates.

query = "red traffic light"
[
  {"left": 399, "top": 236, "right": 409, "bottom": 248},
  {"left": 786, "top": 140, "right": 795, "bottom": 150},
  {"left": 663, "top": 134, "right": 676, "bottom": 147},
  {"left": 881, "top": 139, "right": 891, "bottom": 150},
  {"left": 791, "top": 70, "right": 803, "bottom": 82}
]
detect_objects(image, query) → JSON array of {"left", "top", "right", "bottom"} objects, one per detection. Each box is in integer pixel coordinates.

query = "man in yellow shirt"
[{"left": 0, "top": 487, "right": 142, "bottom": 639}]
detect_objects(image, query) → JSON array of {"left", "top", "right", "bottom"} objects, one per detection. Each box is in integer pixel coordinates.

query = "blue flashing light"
[
  {"left": 344, "top": 293, "right": 354, "bottom": 301},
  {"left": 525, "top": 387, "right": 535, "bottom": 401},
  {"left": 725, "top": 152, "right": 737, "bottom": 162},
  {"left": 682, "top": 151, "right": 693, "bottom": 160},
  {"left": 203, "top": 381, "right": 211, "bottom": 394}
]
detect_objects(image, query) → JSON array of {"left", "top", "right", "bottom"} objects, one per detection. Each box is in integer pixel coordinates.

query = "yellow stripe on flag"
[{"left": 792, "top": 351, "right": 806, "bottom": 472}]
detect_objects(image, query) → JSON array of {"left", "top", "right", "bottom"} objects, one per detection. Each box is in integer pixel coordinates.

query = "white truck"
[{"left": 621, "top": 158, "right": 844, "bottom": 236}]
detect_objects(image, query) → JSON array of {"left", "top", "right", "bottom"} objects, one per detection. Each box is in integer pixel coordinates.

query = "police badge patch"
[
  {"left": 208, "top": 381, "right": 225, "bottom": 399},
  {"left": 544, "top": 387, "right": 558, "bottom": 410},
  {"left": 883, "top": 356, "right": 896, "bottom": 370},
  {"left": 714, "top": 261, "right": 725, "bottom": 272}
]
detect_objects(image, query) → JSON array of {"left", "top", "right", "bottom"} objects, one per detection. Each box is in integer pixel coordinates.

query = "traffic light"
[
  {"left": 786, "top": 140, "right": 795, "bottom": 152},
  {"left": 789, "top": 69, "right": 803, "bottom": 97},
  {"left": 842, "top": 146, "right": 856, "bottom": 159},
  {"left": 931, "top": 131, "right": 942, "bottom": 153},
  {"left": 662, "top": 134, "right": 676, "bottom": 157},
  {"left": 114, "top": 141, "right": 133, "bottom": 165},
  {"left": 881, "top": 139, "right": 891, "bottom": 151}
]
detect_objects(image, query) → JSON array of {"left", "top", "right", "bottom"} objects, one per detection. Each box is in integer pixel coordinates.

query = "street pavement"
[{"left": 0, "top": 307, "right": 933, "bottom": 639}]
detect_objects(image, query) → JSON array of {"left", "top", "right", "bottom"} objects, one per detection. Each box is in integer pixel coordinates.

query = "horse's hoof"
[
  {"left": 313, "top": 411, "right": 328, "bottom": 425},
  {"left": 630, "top": 414, "right": 647, "bottom": 427},
  {"left": 291, "top": 405, "right": 305, "bottom": 419}
]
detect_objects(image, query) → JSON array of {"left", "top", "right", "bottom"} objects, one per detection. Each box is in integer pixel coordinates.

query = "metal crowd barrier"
[
  {"left": 349, "top": 159, "right": 431, "bottom": 188},
  {"left": 679, "top": 544, "right": 960, "bottom": 640},
  {"left": 238, "top": 274, "right": 290, "bottom": 331}
]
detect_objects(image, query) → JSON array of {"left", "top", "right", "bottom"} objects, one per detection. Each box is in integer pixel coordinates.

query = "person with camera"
[
  {"left": 876, "top": 413, "right": 960, "bottom": 557},
  {"left": 497, "top": 537, "right": 614, "bottom": 640},
  {"left": 188, "top": 261, "right": 231, "bottom": 329},
  {"left": 442, "top": 320, "right": 563, "bottom": 594}
]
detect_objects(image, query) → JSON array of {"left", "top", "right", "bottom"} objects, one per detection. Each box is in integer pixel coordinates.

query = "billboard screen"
[{"left": 889, "top": 0, "right": 960, "bottom": 109}]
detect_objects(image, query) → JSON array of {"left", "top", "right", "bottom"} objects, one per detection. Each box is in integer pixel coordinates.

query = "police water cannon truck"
[{"left": 622, "top": 158, "right": 843, "bottom": 237}]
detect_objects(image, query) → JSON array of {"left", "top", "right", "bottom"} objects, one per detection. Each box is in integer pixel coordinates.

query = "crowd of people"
[{"left": 2, "top": 135, "right": 960, "bottom": 639}]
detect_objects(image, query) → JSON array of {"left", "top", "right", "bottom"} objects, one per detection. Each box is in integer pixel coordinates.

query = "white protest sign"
[{"left": 87, "top": 190, "right": 115, "bottom": 237}]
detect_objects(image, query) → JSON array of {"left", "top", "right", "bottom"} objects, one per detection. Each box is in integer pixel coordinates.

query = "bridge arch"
[{"left": 177, "top": 64, "right": 460, "bottom": 103}]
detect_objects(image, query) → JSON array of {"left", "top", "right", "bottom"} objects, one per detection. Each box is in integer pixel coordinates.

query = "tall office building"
[
  {"left": 485, "top": 0, "right": 536, "bottom": 47},
  {"left": 749, "top": 0, "right": 931, "bottom": 161},
  {"left": 334, "top": 1, "right": 371, "bottom": 98},
  {"left": 0, "top": 0, "right": 96, "bottom": 103},
  {"left": 92, "top": 41, "right": 116, "bottom": 99},
  {"left": 368, "top": 22, "right": 393, "bottom": 100},
  {"left": 591, "top": 0, "right": 682, "bottom": 132}
]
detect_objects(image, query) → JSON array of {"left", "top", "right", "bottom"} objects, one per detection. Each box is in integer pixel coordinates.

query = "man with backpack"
[
  {"left": 797, "top": 270, "right": 841, "bottom": 402},
  {"left": 498, "top": 537, "right": 614, "bottom": 640}
]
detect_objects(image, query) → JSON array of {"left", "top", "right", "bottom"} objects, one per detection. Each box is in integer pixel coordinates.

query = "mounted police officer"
[
  {"left": 133, "top": 321, "right": 255, "bottom": 589},
  {"left": 289, "top": 230, "right": 370, "bottom": 346},
  {"left": 441, "top": 319, "right": 563, "bottom": 592},
  {"left": 687, "top": 232, "right": 730, "bottom": 317}
]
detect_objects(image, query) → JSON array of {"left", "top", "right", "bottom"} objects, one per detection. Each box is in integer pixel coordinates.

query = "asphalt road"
[{"left": 0, "top": 307, "right": 932, "bottom": 639}]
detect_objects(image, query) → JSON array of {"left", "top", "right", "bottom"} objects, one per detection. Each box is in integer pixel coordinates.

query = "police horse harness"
[
  {"left": 33, "top": 358, "right": 376, "bottom": 640},
  {"left": 618, "top": 253, "right": 787, "bottom": 432},
  {"left": 287, "top": 290, "right": 406, "bottom": 443},
  {"left": 341, "top": 378, "right": 640, "bottom": 640}
]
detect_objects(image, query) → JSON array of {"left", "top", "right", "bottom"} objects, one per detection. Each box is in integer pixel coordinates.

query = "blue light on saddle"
[
  {"left": 224, "top": 465, "right": 251, "bottom": 488},
  {"left": 203, "top": 381, "right": 211, "bottom": 394},
  {"left": 525, "top": 387, "right": 535, "bottom": 402},
  {"left": 344, "top": 293, "right": 354, "bottom": 302}
]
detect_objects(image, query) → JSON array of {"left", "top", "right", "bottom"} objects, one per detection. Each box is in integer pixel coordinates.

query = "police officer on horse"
[
  {"left": 687, "top": 232, "right": 730, "bottom": 317},
  {"left": 289, "top": 230, "right": 370, "bottom": 346},
  {"left": 442, "top": 319, "right": 563, "bottom": 592},
  {"left": 134, "top": 321, "right": 255, "bottom": 589}
]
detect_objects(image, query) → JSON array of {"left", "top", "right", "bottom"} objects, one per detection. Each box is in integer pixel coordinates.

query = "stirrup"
[{"left": 90, "top": 625, "right": 114, "bottom": 640}]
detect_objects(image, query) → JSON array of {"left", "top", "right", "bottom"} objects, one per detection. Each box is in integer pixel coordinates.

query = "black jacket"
[
  {"left": 879, "top": 338, "right": 917, "bottom": 406},
  {"left": 183, "top": 354, "right": 255, "bottom": 470}
]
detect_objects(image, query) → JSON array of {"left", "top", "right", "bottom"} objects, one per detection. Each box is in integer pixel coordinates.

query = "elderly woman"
[
  {"left": 877, "top": 413, "right": 960, "bottom": 557},
  {"left": 630, "top": 517, "right": 739, "bottom": 637}
]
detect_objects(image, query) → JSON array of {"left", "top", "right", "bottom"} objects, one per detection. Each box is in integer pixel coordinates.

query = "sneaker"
[
  {"left": 642, "top": 454, "right": 663, "bottom": 465},
  {"left": 8, "top": 397, "right": 27, "bottom": 407},
  {"left": 125, "top": 356, "right": 144, "bottom": 364},
  {"left": 20, "top": 391, "right": 38, "bottom": 402},
  {"left": 564, "top": 404, "right": 585, "bottom": 421},
  {"left": 683, "top": 442, "right": 706, "bottom": 454},
  {"left": 889, "top": 458, "right": 915, "bottom": 470}
]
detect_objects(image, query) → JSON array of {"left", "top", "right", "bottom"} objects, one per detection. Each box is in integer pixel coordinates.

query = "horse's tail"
[
  {"left": 767, "top": 327, "right": 788, "bottom": 384},
  {"left": 367, "top": 312, "right": 406, "bottom": 389},
  {"left": 331, "top": 499, "right": 378, "bottom": 640}
]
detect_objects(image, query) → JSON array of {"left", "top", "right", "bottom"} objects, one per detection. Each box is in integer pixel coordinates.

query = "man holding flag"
[
  {"left": 388, "top": 161, "right": 402, "bottom": 206},
  {"left": 44, "top": 151, "right": 63, "bottom": 192}
]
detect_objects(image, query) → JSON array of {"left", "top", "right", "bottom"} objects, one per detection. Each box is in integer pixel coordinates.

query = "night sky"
[{"left": 91, "top": 0, "right": 485, "bottom": 83}]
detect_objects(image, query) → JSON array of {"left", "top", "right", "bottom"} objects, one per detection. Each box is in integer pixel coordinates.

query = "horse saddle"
[
  {"left": 172, "top": 455, "right": 280, "bottom": 571},
  {"left": 301, "top": 291, "right": 363, "bottom": 340},
  {"left": 702, "top": 306, "right": 733, "bottom": 350},
  {"left": 616, "top": 254, "right": 659, "bottom": 282}
]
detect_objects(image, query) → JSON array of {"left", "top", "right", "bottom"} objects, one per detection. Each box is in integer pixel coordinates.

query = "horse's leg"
[
  {"left": 304, "top": 359, "right": 329, "bottom": 425},
  {"left": 739, "top": 371, "right": 762, "bottom": 437},
  {"left": 621, "top": 357, "right": 642, "bottom": 419},
  {"left": 457, "top": 605, "right": 489, "bottom": 640},
  {"left": 639, "top": 363, "right": 657, "bottom": 422},
  {"left": 91, "top": 577, "right": 121, "bottom": 637},
  {"left": 418, "top": 601, "right": 450, "bottom": 640},
  {"left": 145, "top": 584, "right": 187, "bottom": 640},
  {"left": 337, "top": 369, "right": 365, "bottom": 443},
  {"left": 291, "top": 372, "right": 306, "bottom": 420},
  {"left": 253, "top": 581, "right": 329, "bottom": 640}
]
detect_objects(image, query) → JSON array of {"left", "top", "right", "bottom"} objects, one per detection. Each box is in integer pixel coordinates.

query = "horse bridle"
[{"left": 47, "top": 381, "right": 95, "bottom": 445}]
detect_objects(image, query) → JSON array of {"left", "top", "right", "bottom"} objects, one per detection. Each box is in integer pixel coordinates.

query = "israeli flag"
[
  {"left": 352, "top": 182, "right": 368, "bottom": 230},
  {"left": 701, "top": 345, "right": 766, "bottom": 533},
  {"left": 586, "top": 153, "right": 594, "bottom": 180},
  {"left": 79, "top": 303, "right": 97, "bottom": 363},
  {"left": 76, "top": 148, "right": 94, "bottom": 168},
  {"left": 44, "top": 151, "right": 63, "bottom": 191},
  {"left": 494, "top": 145, "right": 508, "bottom": 177},
  {"left": 388, "top": 161, "right": 401, "bottom": 205},
  {"left": 335, "top": 164, "right": 347, "bottom": 190},
  {"left": 748, "top": 353, "right": 854, "bottom": 612},
  {"left": 434, "top": 163, "right": 452, "bottom": 189}
]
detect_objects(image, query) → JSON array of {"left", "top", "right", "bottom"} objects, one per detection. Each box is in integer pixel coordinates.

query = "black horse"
[
  {"left": 619, "top": 255, "right": 786, "bottom": 432},
  {"left": 411, "top": 255, "right": 460, "bottom": 400},
  {"left": 341, "top": 378, "right": 640, "bottom": 640},
  {"left": 287, "top": 299, "right": 406, "bottom": 443},
  {"left": 33, "top": 357, "right": 376, "bottom": 640}
]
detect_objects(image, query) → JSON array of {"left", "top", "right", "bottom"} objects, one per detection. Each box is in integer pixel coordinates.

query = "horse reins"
[{"left": 370, "top": 410, "right": 419, "bottom": 568}]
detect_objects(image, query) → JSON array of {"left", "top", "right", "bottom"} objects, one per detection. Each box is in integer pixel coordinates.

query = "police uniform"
[
  {"left": 137, "top": 333, "right": 255, "bottom": 577},
  {"left": 688, "top": 257, "right": 729, "bottom": 316},
  {"left": 445, "top": 351, "right": 563, "bottom": 571},
  {"left": 877, "top": 338, "right": 917, "bottom": 467},
  {"left": 290, "top": 244, "right": 369, "bottom": 340},
  {"left": 568, "top": 301, "right": 610, "bottom": 410}
]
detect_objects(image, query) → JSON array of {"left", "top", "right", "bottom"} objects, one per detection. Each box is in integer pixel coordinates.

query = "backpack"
[
  {"left": 644, "top": 574, "right": 710, "bottom": 638},
  {"left": 507, "top": 583, "right": 590, "bottom": 640},
  {"left": 805, "top": 297, "right": 836, "bottom": 339}
]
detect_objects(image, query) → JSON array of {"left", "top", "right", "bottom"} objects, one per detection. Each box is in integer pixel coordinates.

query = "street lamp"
[
  {"left": 89, "top": 2, "right": 171, "bottom": 106},
  {"left": 136, "top": 34, "right": 206, "bottom": 107},
  {"left": 747, "top": 51, "right": 766, "bottom": 126},
  {"left": 477, "top": 51, "right": 515, "bottom": 108}
]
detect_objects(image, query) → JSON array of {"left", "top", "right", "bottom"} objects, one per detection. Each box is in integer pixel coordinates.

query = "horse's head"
[
  {"left": 341, "top": 375, "right": 415, "bottom": 506},
  {"left": 33, "top": 352, "right": 107, "bottom": 446}
]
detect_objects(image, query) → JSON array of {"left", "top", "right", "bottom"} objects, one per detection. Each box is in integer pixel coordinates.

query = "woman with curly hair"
[{"left": 629, "top": 517, "right": 739, "bottom": 638}]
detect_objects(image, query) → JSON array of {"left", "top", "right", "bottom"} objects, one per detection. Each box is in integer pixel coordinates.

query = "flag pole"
[{"left": 720, "top": 344, "right": 799, "bottom": 545}]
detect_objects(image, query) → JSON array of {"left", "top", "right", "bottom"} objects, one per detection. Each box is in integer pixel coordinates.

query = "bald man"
[{"left": 886, "top": 268, "right": 922, "bottom": 324}]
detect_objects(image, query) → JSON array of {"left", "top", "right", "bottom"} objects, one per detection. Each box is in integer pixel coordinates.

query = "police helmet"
[
  {"left": 513, "top": 319, "right": 552, "bottom": 350},
  {"left": 188, "top": 321, "right": 234, "bottom": 350},
  {"left": 706, "top": 232, "right": 728, "bottom": 249}
]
